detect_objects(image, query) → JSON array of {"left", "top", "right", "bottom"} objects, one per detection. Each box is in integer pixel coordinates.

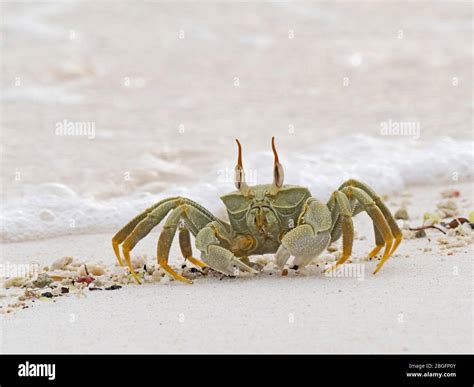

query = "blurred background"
[{"left": 1, "top": 0, "right": 472, "bottom": 242}]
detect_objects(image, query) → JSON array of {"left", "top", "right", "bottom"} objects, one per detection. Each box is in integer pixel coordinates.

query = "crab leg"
[
  {"left": 114, "top": 197, "right": 217, "bottom": 283},
  {"left": 350, "top": 200, "right": 385, "bottom": 259},
  {"left": 339, "top": 179, "right": 402, "bottom": 258},
  {"left": 327, "top": 194, "right": 360, "bottom": 244},
  {"left": 121, "top": 199, "right": 182, "bottom": 282},
  {"left": 157, "top": 204, "right": 214, "bottom": 283},
  {"left": 325, "top": 185, "right": 397, "bottom": 273},
  {"left": 367, "top": 224, "right": 384, "bottom": 260},
  {"left": 327, "top": 195, "right": 342, "bottom": 243},
  {"left": 327, "top": 188, "right": 388, "bottom": 266},
  {"left": 179, "top": 228, "right": 207, "bottom": 268},
  {"left": 112, "top": 197, "right": 180, "bottom": 267},
  {"left": 342, "top": 186, "right": 394, "bottom": 274},
  {"left": 324, "top": 191, "right": 354, "bottom": 272}
]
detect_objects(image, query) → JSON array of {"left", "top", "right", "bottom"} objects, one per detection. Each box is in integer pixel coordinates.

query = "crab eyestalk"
[
  {"left": 234, "top": 139, "right": 251, "bottom": 196},
  {"left": 270, "top": 136, "right": 284, "bottom": 195}
]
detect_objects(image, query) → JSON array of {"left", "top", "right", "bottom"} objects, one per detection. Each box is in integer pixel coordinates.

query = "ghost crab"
[{"left": 112, "top": 138, "right": 402, "bottom": 284}]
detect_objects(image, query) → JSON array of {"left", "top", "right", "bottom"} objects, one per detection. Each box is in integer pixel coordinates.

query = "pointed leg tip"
[
  {"left": 388, "top": 239, "right": 402, "bottom": 258},
  {"left": 232, "top": 258, "right": 259, "bottom": 275},
  {"left": 178, "top": 272, "right": 194, "bottom": 284},
  {"left": 186, "top": 256, "right": 207, "bottom": 268},
  {"left": 124, "top": 257, "right": 141, "bottom": 283},
  {"left": 161, "top": 263, "right": 194, "bottom": 284},
  {"left": 178, "top": 277, "right": 193, "bottom": 285},
  {"left": 243, "top": 265, "right": 259, "bottom": 275},
  {"left": 324, "top": 263, "right": 338, "bottom": 274},
  {"left": 130, "top": 271, "right": 142, "bottom": 284},
  {"left": 165, "top": 272, "right": 193, "bottom": 284},
  {"left": 373, "top": 262, "right": 385, "bottom": 274},
  {"left": 245, "top": 262, "right": 260, "bottom": 275}
]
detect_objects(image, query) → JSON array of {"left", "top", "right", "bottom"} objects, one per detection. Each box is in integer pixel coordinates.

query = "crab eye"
[
  {"left": 273, "top": 162, "right": 284, "bottom": 188},
  {"left": 271, "top": 136, "right": 284, "bottom": 190},
  {"left": 234, "top": 139, "right": 251, "bottom": 195},
  {"left": 234, "top": 165, "right": 245, "bottom": 190}
]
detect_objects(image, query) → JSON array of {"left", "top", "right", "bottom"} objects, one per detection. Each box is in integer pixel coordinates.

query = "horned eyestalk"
[
  {"left": 234, "top": 139, "right": 251, "bottom": 195},
  {"left": 270, "top": 136, "right": 284, "bottom": 193}
]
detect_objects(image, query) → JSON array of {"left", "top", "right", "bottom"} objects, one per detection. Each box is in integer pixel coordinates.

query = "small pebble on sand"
[
  {"left": 441, "top": 189, "right": 460, "bottom": 198},
  {"left": 4, "top": 277, "right": 28, "bottom": 289},
  {"left": 50, "top": 256, "right": 74, "bottom": 271},
  {"left": 33, "top": 273, "right": 53, "bottom": 289},
  {"left": 423, "top": 212, "right": 441, "bottom": 226},
  {"left": 436, "top": 200, "right": 458, "bottom": 218},
  {"left": 79, "top": 264, "right": 105, "bottom": 276},
  {"left": 39, "top": 210, "right": 55, "bottom": 222},
  {"left": 415, "top": 230, "right": 426, "bottom": 238},
  {"left": 394, "top": 208, "right": 409, "bottom": 220}
]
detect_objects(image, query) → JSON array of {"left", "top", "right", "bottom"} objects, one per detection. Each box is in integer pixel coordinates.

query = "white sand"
[{"left": 1, "top": 182, "right": 472, "bottom": 353}]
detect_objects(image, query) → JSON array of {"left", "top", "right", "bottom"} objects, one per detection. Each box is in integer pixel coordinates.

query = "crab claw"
[
  {"left": 275, "top": 244, "right": 291, "bottom": 268},
  {"left": 203, "top": 245, "right": 259, "bottom": 276}
]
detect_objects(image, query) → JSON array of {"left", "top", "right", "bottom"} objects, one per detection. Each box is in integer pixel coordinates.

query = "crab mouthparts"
[{"left": 255, "top": 210, "right": 269, "bottom": 235}]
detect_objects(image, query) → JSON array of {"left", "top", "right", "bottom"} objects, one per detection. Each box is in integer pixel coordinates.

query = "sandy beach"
[
  {"left": 1, "top": 182, "right": 472, "bottom": 353},
  {"left": 1, "top": 1, "right": 472, "bottom": 355}
]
